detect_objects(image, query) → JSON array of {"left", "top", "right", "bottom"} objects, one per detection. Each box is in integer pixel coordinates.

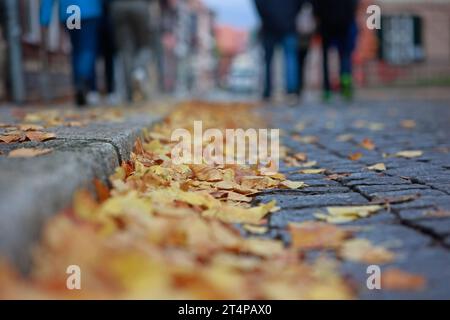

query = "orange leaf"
[
  {"left": 348, "top": 152, "right": 363, "bottom": 161},
  {"left": 360, "top": 138, "right": 375, "bottom": 151},
  {"left": 25, "top": 131, "right": 56, "bottom": 142},
  {"left": 94, "top": 179, "right": 110, "bottom": 203},
  {"left": 289, "top": 221, "right": 351, "bottom": 250},
  {"left": 381, "top": 269, "right": 426, "bottom": 291},
  {"left": 8, "top": 148, "right": 53, "bottom": 158}
]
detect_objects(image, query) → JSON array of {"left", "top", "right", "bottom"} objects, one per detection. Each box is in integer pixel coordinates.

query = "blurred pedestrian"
[
  {"left": 40, "top": 0, "right": 104, "bottom": 107},
  {"left": 100, "top": 1, "right": 119, "bottom": 105},
  {"left": 0, "top": 0, "right": 8, "bottom": 101},
  {"left": 312, "top": 0, "right": 359, "bottom": 102},
  {"left": 108, "top": 0, "right": 154, "bottom": 102},
  {"left": 296, "top": 1, "right": 315, "bottom": 96},
  {"left": 254, "top": 0, "right": 303, "bottom": 103}
]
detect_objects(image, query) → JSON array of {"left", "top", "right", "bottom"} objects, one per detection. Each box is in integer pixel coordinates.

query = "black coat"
[
  {"left": 254, "top": 0, "right": 304, "bottom": 36},
  {"left": 312, "top": 0, "right": 358, "bottom": 35}
]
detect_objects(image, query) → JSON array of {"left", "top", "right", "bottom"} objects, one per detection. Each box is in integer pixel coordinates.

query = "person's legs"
[
  {"left": 262, "top": 33, "right": 275, "bottom": 99},
  {"left": 297, "top": 38, "right": 310, "bottom": 95},
  {"left": 337, "top": 22, "right": 357, "bottom": 100},
  {"left": 110, "top": 3, "right": 136, "bottom": 102},
  {"left": 115, "top": 0, "right": 152, "bottom": 101},
  {"left": 68, "top": 30, "right": 85, "bottom": 105},
  {"left": 101, "top": 10, "right": 116, "bottom": 95},
  {"left": 69, "top": 18, "right": 100, "bottom": 94},
  {"left": 282, "top": 34, "right": 299, "bottom": 95},
  {"left": 321, "top": 34, "right": 332, "bottom": 102}
]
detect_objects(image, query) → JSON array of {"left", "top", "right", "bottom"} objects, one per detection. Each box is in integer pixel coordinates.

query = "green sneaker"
[
  {"left": 322, "top": 90, "right": 332, "bottom": 103},
  {"left": 341, "top": 74, "right": 354, "bottom": 101}
]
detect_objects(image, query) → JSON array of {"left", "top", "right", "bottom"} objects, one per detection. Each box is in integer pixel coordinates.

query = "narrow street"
[
  {"left": 261, "top": 98, "right": 450, "bottom": 299},
  {"left": 1, "top": 0, "right": 450, "bottom": 303},
  {"left": 1, "top": 95, "right": 449, "bottom": 299}
]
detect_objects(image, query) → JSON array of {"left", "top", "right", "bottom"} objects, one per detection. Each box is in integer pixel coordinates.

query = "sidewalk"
[
  {"left": 0, "top": 104, "right": 169, "bottom": 271},
  {"left": 262, "top": 98, "right": 450, "bottom": 299},
  {"left": 0, "top": 97, "right": 449, "bottom": 299}
]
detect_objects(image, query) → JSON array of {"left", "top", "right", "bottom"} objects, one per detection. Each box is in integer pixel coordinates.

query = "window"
[{"left": 378, "top": 15, "right": 424, "bottom": 65}]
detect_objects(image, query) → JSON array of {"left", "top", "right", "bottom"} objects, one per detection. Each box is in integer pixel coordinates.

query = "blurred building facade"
[
  {"left": 302, "top": 0, "right": 450, "bottom": 90},
  {"left": 0, "top": 0, "right": 218, "bottom": 103},
  {"left": 355, "top": 0, "right": 450, "bottom": 87},
  {"left": 215, "top": 24, "right": 249, "bottom": 86},
  {"left": 0, "top": 0, "right": 72, "bottom": 103}
]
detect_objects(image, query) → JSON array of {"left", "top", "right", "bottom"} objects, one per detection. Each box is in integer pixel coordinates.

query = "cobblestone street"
[{"left": 255, "top": 99, "right": 450, "bottom": 299}]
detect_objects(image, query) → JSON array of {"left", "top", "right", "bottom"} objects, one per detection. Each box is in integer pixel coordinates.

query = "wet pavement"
[{"left": 255, "top": 99, "right": 450, "bottom": 299}]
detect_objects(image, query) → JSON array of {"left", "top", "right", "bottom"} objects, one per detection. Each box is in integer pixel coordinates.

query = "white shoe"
[
  {"left": 105, "top": 93, "right": 121, "bottom": 106},
  {"left": 86, "top": 91, "right": 101, "bottom": 106}
]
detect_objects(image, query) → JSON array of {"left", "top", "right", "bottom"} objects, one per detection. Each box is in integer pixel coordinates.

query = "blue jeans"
[
  {"left": 321, "top": 21, "right": 357, "bottom": 92},
  {"left": 68, "top": 18, "right": 101, "bottom": 92},
  {"left": 262, "top": 33, "right": 299, "bottom": 98}
]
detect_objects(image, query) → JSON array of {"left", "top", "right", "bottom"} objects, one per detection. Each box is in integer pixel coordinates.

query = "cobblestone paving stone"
[{"left": 257, "top": 100, "right": 450, "bottom": 299}]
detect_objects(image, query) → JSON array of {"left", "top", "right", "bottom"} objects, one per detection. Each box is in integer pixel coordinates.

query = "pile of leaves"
[{"left": 0, "top": 102, "right": 423, "bottom": 299}]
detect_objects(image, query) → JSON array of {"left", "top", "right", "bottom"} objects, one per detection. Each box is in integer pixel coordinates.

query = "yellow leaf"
[
  {"left": 299, "top": 161, "right": 317, "bottom": 168},
  {"left": 340, "top": 239, "right": 395, "bottom": 264},
  {"left": 336, "top": 134, "right": 353, "bottom": 142},
  {"left": 289, "top": 222, "right": 351, "bottom": 250},
  {"left": 367, "top": 163, "right": 386, "bottom": 171},
  {"left": 299, "top": 168, "right": 326, "bottom": 174},
  {"left": 243, "top": 224, "right": 268, "bottom": 234},
  {"left": 279, "top": 180, "right": 307, "bottom": 189},
  {"left": 394, "top": 150, "right": 423, "bottom": 158},
  {"left": 315, "top": 205, "right": 383, "bottom": 224}
]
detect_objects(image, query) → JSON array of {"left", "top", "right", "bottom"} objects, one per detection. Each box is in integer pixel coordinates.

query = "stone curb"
[{"left": 0, "top": 112, "right": 164, "bottom": 272}]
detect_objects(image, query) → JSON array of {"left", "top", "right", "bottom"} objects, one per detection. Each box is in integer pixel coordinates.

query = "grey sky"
[{"left": 203, "top": 0, "right": 258, "bottom": 30}]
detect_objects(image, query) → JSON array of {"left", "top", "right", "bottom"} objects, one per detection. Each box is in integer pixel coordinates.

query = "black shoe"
[{"left": 75, "top": 90, "right": 87, "bottom": 107}]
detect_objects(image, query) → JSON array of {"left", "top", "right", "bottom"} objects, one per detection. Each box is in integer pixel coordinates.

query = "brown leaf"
[
  {"left": 293, "top": 153, "right": 307, "bottom": 162},
  {"left": 289, "top": 221, "right": 351, "bottom": 250},
  {"left": 371, "top": 194, "right": 420, "bottom": 205},
  {"left": 225, "top": 191, "right": 252, "bottom": 203},
  {"left": 8, "top": 148, "right": 53, "bottom": 158},
  {"left": 18, "top": 124, "right": 45, "bottom": 131},
  {"left": 191, "top": 164, "right": 223, "bottom": 182},
  {"left": 327, "top": 173, "right": 351, "bottom": 181},
  {"left": 423, "top": 209, "right": 450, "bottom": 218},
  {"left": 25, "top": 131, "right": 56, "bottom": 142},
  {"left": 360, "top": 138, "right": 375, "bottom": 150},
  {"left": 292, "top": 134, "right": 319, "bottom": 144},
  {"left": 348, "top": 152, "right": 363, "bottom": 161},
  {"left": 0, "top": 132, "right": 24, "bottom": 143},
  {"left": 400, "top": 120, "right": 416, "bottom": 129},
  {"left": 94, "top": 179, "right": 110, "bottom": 203},
  {"left": 381, "top": 269, "right": 426, "bottom": 291}
]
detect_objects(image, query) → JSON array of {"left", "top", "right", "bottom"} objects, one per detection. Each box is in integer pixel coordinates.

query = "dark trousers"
[
  {"left": 68, "top": 18, "right": 101, "bottom": 93},
  {"left": 297, "top": 38, "right": 310, "bottom": 94},
  {"left": 321, "top": 21, "right": 357, "bottom": 92},
  {"left": 262, "top": 32, "right": 299, "bottom": 98},
  {"left": 100, "top": 10, "right": 116, "bottom": 94},
  {"left": 110, "top": 0, "right": 152, "bottom": 100}
]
